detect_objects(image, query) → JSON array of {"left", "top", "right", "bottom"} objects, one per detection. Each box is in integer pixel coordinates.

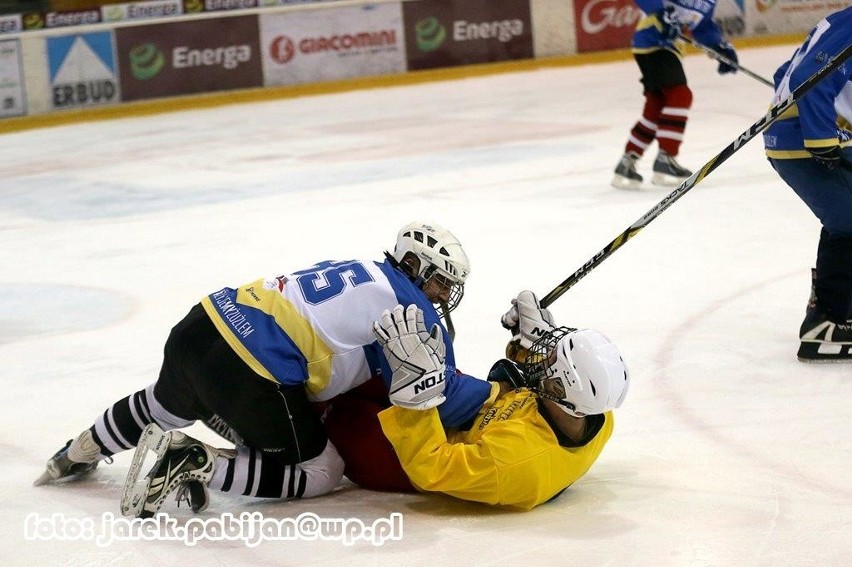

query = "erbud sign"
[
  {"left": 47, "top": 32, "right": 120, "bottom": 110},
  {"left": 573, "top": 0, "right": 642, "bottom": 53}
]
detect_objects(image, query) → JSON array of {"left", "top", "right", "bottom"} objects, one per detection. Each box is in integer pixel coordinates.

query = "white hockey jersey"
[{"left": 201, "top": 258, "right": 490, "bottom": 428}]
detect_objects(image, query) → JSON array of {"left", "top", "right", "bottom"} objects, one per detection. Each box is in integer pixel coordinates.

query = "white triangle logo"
[{"left": 54, "top": 36, "right": 113, "bottom": 83}]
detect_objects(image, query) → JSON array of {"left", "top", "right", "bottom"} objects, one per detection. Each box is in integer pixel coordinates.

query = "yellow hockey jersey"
[{"left": 378, "top": 385, "right": 613, "bottom": 510}]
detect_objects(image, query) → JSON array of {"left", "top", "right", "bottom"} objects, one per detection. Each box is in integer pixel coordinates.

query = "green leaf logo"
[
  {"left": 415, "top": 17, "right": 446, "bottom": 53},
  {"left": 129, "top": 43, "right": 166, "bottom": 80}
]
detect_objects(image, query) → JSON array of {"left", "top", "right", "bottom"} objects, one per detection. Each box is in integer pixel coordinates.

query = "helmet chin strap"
[
  {"left": 384, "top": 250, "right": 458, "bottom": 336},
  {"left": 536, "top": 390, "right": 581, "bottom": 415},
  {"left": 384, "top": 250, "right": 429, "bottom": 287},
  {"left": 420, "top": 264, "right": 436, "bottom": 285}
]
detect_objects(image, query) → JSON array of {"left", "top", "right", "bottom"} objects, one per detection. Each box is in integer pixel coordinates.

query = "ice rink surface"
[{"left": 2, "top": 43, "right": 850, "bottom": 566}]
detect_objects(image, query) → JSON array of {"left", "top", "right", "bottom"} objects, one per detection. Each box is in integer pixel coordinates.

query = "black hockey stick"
[
  {"left": 441, "top": 302, "right": 456, "bottom": 342},
  {"left": 539, "top": 42, "right": 852, "bottom": 309},
  {"left": 679, "top": 32, "right": 774, "bottom": 87}
]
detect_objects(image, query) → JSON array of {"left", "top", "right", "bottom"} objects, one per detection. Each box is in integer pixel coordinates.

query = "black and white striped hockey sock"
[
  {"left": 209, "top": 442, "right": 344, "bottom": 499},
  {"left": 89, "top": 383, "right": 193, "bottom": 459}
]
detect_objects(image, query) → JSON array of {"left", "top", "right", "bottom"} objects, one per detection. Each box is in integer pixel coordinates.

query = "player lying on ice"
[{"left": 324, "top": 295, "right": 630, "bottom": 510}]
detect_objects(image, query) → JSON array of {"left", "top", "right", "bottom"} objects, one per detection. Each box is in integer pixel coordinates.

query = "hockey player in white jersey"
[{"left": 35, "top": 221, "right": 493, "bottom": 518}]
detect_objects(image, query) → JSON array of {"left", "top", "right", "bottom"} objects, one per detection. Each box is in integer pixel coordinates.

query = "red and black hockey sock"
[
  {"left": 656, "top": 84, "right": 693, "bottom": 156},
  {"left": 625, "top": 91, "right": 665, "bottom": 158}
]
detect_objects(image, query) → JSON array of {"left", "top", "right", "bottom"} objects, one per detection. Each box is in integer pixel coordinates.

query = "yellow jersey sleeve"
[
  {"left": 378, "top": 405, "right": 502, "bottom": 505},
  {"left": 378, "top": 390, "right": 614, "bottom": 510}
]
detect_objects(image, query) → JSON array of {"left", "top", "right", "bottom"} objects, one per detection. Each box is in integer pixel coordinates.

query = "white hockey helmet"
[
  {"left": 523, "top": 327, "right": 629, "bottom": 417},
  {"left": 391, "top": 221, "right": 470, "bottom": 313}
]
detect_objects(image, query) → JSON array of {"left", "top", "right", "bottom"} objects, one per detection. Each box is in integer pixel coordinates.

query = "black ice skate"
[
  {"left": 652, "top": 152, "right": 692, "bottom": 186},
  {"left": 34, "top": 429, "right": 101, "bottom": 486},
  {"left": 797, "top": 269, "right": 852, "bottom": 362},
  {"left": 121, "top": 424, "right": 233, "bottom": 518},
  {"left": 798, "top": 309, "right": 852, "bottom": 363},
  {"left": 611, "top": 153, "right": 643, "bottom": 190}
]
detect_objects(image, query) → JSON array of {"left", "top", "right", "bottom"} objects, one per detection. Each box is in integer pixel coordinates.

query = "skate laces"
[
  {"left": 174, "top": 481, "right": 209, "bottom": 513},
  {"left": 175, "top": 483, "right": 192, "bottom": 508}
]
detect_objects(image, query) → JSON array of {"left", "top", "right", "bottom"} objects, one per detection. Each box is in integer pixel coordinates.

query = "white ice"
[{"left": 2, "top": 43, "right": 850, "bottom": 566}]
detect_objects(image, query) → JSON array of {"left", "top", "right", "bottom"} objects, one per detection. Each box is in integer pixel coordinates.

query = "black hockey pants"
[{"left": 154, "top": 303, "right": 328, "bottom": 464}]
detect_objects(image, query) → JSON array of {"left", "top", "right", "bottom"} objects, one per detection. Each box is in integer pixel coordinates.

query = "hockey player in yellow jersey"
[{"left": 371, "top": 291, "right": 629, "bottom": 509}]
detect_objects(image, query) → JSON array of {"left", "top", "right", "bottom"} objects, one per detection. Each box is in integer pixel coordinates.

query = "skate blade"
[
  {"left": 611, "top": 174, "right": 642, "bottom": 190},
  {"left": 33, "top": 469, "right": 55, "bottom": 487},
  {"left": 797, "top": 341, "right": 852, "bottom": 363},
  {"left": 120, "top": 423, "right": 171, "bottom": 518},
  {"left": 33, "top": 457, "right": 81, "bottom": 486},
  {"left": 651, "top": 172, "right": 689, "bottom": 187}
]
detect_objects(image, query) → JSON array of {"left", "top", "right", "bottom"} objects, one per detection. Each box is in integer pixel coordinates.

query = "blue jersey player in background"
[
  {"left": 764, "top": 7, "right": 852, "bottom": 363},
  {"left": 612, "top": 0, "right": 737, "bottom": 190},
  {"left": 35, "top": 221, "right": 494, "bottom": 518}
]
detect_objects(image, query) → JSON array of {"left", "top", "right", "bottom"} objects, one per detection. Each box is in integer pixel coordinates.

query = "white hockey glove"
[
  {"left": 373, "top": 304, "right": 447, "bottom": 410},
  {"left": 501, "top": 290, "right": 556, "bottom": 358}
]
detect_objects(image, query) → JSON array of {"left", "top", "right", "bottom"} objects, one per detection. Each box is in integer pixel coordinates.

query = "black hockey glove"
[
  {"left": 487, "top": 359, "right": 527, "bottom": 389},
  {"left": 716, "top": 42, "right": 738, "bottom": 74},
  {"left": 808, "top": 146, "right": 841, "bottom": 170},
  {"left": 657, "top": 6, "right": 681, "bottom": 41}
]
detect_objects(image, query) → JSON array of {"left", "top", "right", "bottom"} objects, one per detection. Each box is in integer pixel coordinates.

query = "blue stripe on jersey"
[
  {"left": 205, "top": 287, "right": 308, "bottom": 386},
  {"left": 375, "top": 259, "right": 456, "bottom": 368},
  {"left": 374, "top": 259, "right": 490, "bottom": 429},
  {"left": 440, "top": 371, "right": 494, "bottom": 429},
  {"left": 363, "top": 342, "right": 385, "bottom": 385}
]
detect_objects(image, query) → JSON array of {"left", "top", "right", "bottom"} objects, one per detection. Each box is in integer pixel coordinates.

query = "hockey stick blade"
[
  {"left": 540, "top": 42, "right": 852, "bottom": 309},
  {"left": 679, "top": 33, "right": 774, "bottom": 87}
]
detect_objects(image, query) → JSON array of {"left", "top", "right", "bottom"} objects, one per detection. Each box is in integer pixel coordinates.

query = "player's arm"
[
  {"left": 436, "top": 370, "right": 495, "bottom": 429},
  {"left": 378, "top": 406, "right": 503, "bottom": 505},
  {"left": 793, "top": 24, "right": 850, "bottom": 160},
  {"left": 379, "top": 403, "right": 614, "bottom": 510},
  {"left": 372, "top": 303, "right": 494, "bottom": 428},
  {"left": 690, "top": 13, "right": 724, "bottom": 47}
]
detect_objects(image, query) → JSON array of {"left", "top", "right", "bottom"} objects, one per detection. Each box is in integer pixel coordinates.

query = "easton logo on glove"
[
  {"left": 374, "top": 304, "right": 447, "bottom": 410},
  {"left": 413, "top": 373, "right": 444, "bottom": 395}
]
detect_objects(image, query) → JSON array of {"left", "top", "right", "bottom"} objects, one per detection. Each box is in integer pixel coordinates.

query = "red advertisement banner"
[
  {"left": 402, "top": 0, "right": 533, "bottom": 71},
  {"left": 573, "top": 0, "right": 642, "bottom": 53},
  {"left": 115, "top": 15, "right": 262, "bottom": 101}
]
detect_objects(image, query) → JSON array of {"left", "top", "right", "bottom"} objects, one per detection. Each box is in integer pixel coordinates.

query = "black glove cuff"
[{"left": 487, "top": 359, "right": 526, "bottom": 389}]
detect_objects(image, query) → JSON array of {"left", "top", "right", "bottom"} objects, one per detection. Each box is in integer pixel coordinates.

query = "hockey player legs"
[
  {"left": 769, "top": 153, "right": 852, "bottom": 362},
  {"left": 613, "top": 50, "right": 693, "bottom": 189}
]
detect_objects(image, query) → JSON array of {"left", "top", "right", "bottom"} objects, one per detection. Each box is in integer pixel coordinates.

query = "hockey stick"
[
  {"left": 539, "top": 42, "right": 852, "bottom": 309},
  {"left": 678, "top": 33, "right": 774, "bottom": 87},
  {"left": 441, "top": 302, "right": 456, "bottom": 342}
]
